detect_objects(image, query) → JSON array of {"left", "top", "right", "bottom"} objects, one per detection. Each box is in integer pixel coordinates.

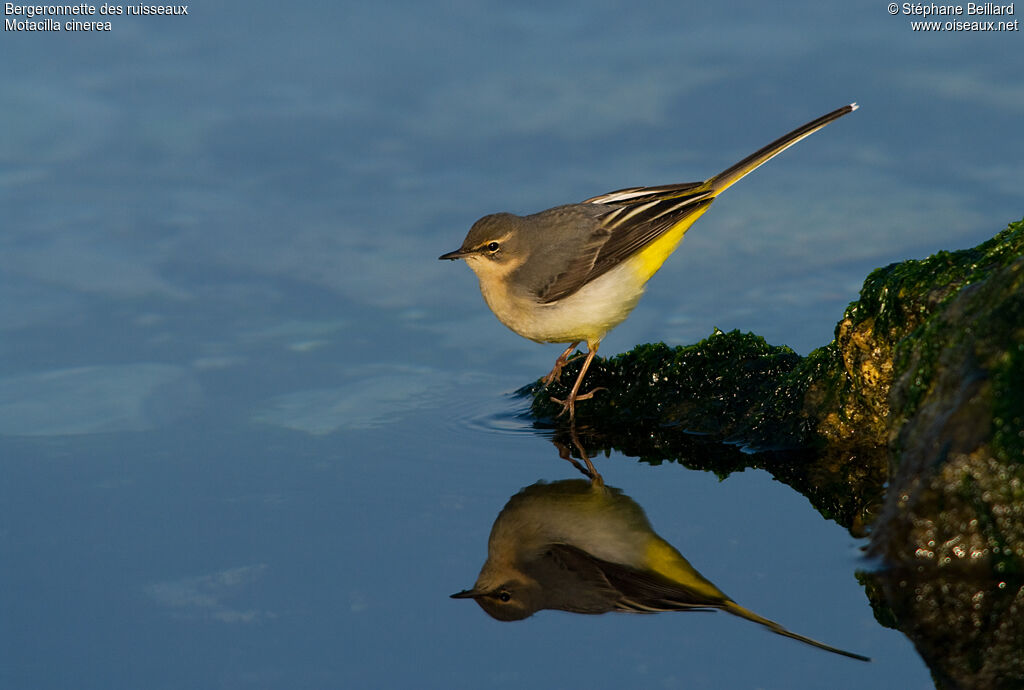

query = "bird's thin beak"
[
  {"left": 439, "top": 248, "right": 469, "bottom": 261},
  {"left": 450, "top": 588, "right": 482, "bottom": 599}
]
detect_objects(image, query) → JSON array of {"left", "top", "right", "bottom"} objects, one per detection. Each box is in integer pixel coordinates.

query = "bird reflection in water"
[{"left": 452, "top": 472, "right": 869, "bottom": 661}]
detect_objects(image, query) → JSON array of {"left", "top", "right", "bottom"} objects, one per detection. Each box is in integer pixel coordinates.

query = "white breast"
[{"left": 478, "top": 261, "right": 648, "bottom": 345}]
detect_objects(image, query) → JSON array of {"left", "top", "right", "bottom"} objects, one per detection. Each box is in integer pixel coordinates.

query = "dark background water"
[{"left": 3, "top": 1, "right": 1021, "bottom": 688}]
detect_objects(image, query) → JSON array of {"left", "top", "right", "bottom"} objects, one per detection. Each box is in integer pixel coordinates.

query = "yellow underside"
[
  {"left": 644, "top": 537, "right": 726, "bottom": 602},
  {"left": 622, "top": 203, "right": 712, "bottom": 283}
]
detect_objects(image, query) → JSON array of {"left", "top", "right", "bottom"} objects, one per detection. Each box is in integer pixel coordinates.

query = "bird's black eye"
[
  {"left": 486, "top": 241, "right": 500, "bottom": 253},
  {"left": 497, "top": 591, "right": 512, "bottom": 602}
]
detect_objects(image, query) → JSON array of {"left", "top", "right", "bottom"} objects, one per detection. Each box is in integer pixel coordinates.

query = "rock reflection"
[
  {"left": 861, "top": 567, "right": 1024, "bottom": 690},
  {"left": 453, "top": 475, "right": 868, "bottom": 661}
]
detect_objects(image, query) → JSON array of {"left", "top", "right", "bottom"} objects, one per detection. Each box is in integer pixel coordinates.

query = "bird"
[
  {"left": 439, "top": 103, "right": 858, "bottom": 420},
  {"left": 452, "top": 477, "right": 869, "bottom": 662}
]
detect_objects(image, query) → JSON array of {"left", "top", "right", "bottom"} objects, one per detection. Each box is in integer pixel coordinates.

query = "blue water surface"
[{"left": 3, "top": 1, "right": 1021, "bottom": 688}]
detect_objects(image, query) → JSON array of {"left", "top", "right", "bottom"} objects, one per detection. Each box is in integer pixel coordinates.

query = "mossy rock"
[{"left": 858, "top": 567, "right": 1024, "bottom": 690}]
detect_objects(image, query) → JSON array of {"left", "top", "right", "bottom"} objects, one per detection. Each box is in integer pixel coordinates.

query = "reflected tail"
[{"left": 724, "top": 600, "right": 870, "bottom": 662}]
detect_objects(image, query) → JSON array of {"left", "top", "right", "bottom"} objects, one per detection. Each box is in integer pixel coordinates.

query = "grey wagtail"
[
  {"left": 440, "top": 103, "right": 858, "bottom": 419},
  {"left": 452, "top": 478, "right": 869, "bottom": 661}
]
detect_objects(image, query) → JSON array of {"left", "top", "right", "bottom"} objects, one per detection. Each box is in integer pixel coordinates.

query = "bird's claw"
[{"left": 550, "top": 387, "right": 606, "bottom": 420}]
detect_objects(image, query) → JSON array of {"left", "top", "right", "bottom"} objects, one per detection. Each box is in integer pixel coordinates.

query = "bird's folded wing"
[
  {"left": 537, "top": 187, "right": 714, "bottom": 304},
  {"left": 547, "top": 543, "right": 723, "bottom": 614}
]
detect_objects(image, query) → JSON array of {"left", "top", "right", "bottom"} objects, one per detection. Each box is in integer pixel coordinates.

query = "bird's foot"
[{"left": 550, "top": 387, "right": 606, "bottom": 420}]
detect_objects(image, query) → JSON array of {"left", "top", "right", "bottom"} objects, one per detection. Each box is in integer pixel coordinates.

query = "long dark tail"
[
  {"left": 724, "top": 600, "right": 870, "bottom": 662},
  {"left": 707, "top": 103, "right": 858, "bottom": 196},
  {"left": 582, "top": 103, "right": 858, "bottom": 208}
]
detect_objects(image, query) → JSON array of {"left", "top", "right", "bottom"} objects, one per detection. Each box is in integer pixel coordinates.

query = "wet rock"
[
  {"left": 860, "top": 567, "right": 1024, "bottom": 690},
  {"left": 870, "top": 247, "right": 1024, "bottom": 571}
]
